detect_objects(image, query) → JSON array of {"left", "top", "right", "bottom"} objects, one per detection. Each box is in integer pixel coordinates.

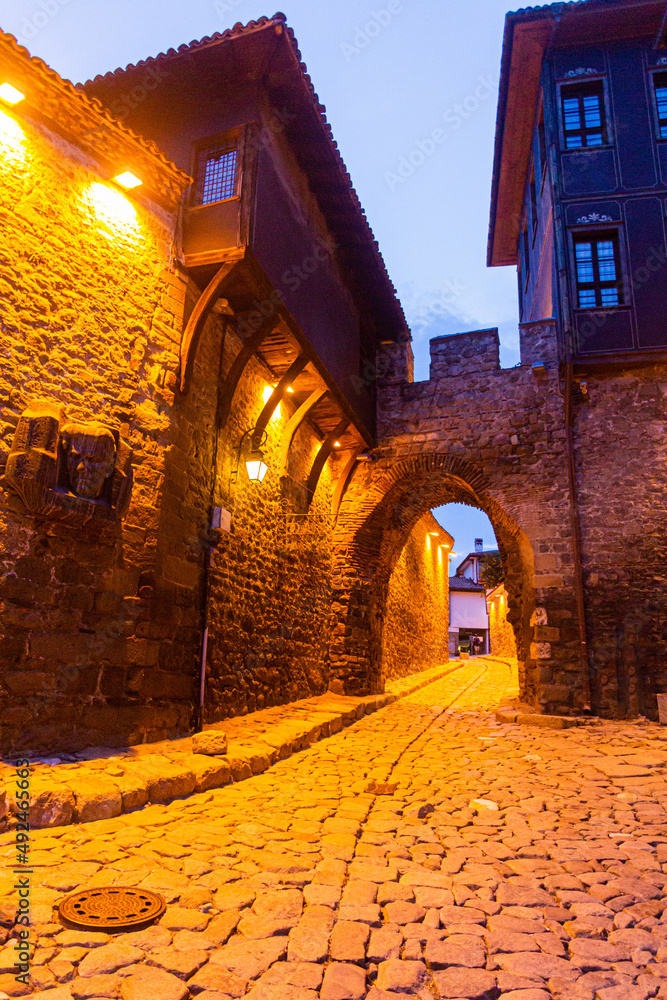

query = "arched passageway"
[{"left": 329, "top": 451, "right": 587, "bottom": 714}]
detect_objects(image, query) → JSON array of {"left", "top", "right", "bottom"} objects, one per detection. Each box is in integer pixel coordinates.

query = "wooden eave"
[
  {"left": 82, "top": 15, "right": 409, "bottom": 344},
  {"left": 0, "top": 31, "right": 191, "bottom": 212}
]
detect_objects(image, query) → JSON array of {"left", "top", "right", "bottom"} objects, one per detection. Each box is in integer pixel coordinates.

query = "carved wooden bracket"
[
  {"left": 305, "top": 417, "right": 350, "bottom": 508},
  {"left": 277, "top": 387, "right": 328, "bottom": 477},
  {"left": 252, "top": 353, "right": 309, "bottom": 446},
  {"left": 179, "top": 254, "right": 244, "bottom": 392},
  {"left": 331, "top": 446, "right": 364, "bottom": 518},
  {"left": 216, "top": 313, "right": 280, "bottom": 429}
]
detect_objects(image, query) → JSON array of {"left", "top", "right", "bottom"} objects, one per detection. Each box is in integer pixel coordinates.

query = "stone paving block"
[
  {"left": 119, "top": 966, "right": 189, "bottom": 999},
  {"left": 432, "top": 967, "right": 497, "bottom": 998},
  {"left": 329, "top": 920, "right": 370, "bottom": 963},
  {"left": 209, "top": 937, "right": 288, "bottom": 979},
  {"left": 320, "top": 962, "right": 367, "bottom": 1000},
  {"left": 185, "top": 961, "right": 248, "bottom": 995},
  {"left": 376, "top": 958, "right": 428, "bottom": 992}
]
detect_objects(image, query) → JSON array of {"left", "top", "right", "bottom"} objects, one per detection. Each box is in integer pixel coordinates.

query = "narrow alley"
[{"left": 4, "top": 659, "right": 667, "bottom": 1000}]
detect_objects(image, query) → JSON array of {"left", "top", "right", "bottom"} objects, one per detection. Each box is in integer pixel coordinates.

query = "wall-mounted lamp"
[
  {"left": 0, "top": 83, "right": 24, "bottom": 105},
  {"left": 113, "top": 171, "right": 142, "bottom": 189},
  {"left": 231, "top": 428, "right": 269, "bottom": 484}
]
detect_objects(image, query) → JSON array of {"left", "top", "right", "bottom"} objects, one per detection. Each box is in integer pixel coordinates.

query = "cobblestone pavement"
[{"left": 4, "top": 656, "right": 667, "bottom": 1000}]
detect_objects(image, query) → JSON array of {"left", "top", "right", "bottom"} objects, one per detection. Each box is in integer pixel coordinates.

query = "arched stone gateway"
[{"left": 328, "top": 322, "right": 593, "bottom": 717}]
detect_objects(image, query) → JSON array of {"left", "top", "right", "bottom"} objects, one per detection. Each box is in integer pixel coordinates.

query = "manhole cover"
[{"left": 58, "top": 887, "right": 166, "bottom": 931}]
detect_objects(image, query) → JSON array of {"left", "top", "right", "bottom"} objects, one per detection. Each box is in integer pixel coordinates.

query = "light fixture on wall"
[
  {"left": 231, "top": 428, "right": 269, "bottom": 484},
  {"left": 0, "top": 83, "right": 24, "bottom": 105},
  {"left": 113, "top": 170, "right": 142, "bottom": 189}
]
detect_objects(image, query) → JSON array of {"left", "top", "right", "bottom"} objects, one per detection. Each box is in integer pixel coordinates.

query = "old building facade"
[{"left": 1, "top": 1, "right": 666, "bottom": 754}]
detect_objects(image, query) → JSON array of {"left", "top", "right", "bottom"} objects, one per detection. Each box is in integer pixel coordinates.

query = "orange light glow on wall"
[
  {"left": 262, "top": 385, "right": 281, "bottom": 420},
  {"left": 438, "top": 547, "right": 443, "bottom": 564},
  {"left": 0, "top": 109, "right": 26, "bottom": 164},
  {"left": 113, "top": 170, "right": 142, "bottom": 189},
  {"left": 83, "top": 182, "right": 140, "bottom": 236},
  {"left": 0, "top": 83, "right": 24, "bottom": 105},
  {"left": 426, "top": 536, "right": 431, "bottom": 551}
]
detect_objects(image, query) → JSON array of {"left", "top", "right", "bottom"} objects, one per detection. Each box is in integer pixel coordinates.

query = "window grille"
[
  {"left": 195, "top": 143, "right": 238, "bottom": 206},
  {"left": 654, "top": 73, "right": 667, "bottom": 138},
  {"left": 561, "top": 82, "right": 607, "bottom": 148},
  {"left": 574, "top": 231, "right": 622, "bottom": 309}
]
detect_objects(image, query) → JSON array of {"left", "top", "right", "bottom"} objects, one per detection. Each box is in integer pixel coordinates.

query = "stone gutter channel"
[{"left": 0, "top": 661, "right": 483, "bottom": 833}]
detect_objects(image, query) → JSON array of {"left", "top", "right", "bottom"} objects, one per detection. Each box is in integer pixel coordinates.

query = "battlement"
[{"left": 429, "top": 328, "right": 500, "bottom": 380}]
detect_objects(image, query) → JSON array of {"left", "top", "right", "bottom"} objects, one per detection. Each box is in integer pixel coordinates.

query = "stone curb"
[{"left": 0, "top": 661, "right": 466, "bottom": 834}]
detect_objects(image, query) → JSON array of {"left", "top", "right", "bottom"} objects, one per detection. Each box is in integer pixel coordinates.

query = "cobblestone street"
[{"left": 4, "top": 657, "right": 667, "bottom": 1000}]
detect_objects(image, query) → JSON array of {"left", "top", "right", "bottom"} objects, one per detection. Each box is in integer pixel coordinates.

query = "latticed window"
[
  {"left": 561, "top": 82, "right": 607, "bottom": 148},
  {"left": 574, "top": 231, "right": 623, "bottom": 308},
  {"left": 654, "top": 73, "right": 667, "bottom": 138},
  {"left": 195, "top": 142, "right": 238, "bottom": 206}
]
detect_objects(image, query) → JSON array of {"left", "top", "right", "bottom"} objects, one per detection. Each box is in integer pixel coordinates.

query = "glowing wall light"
[
  {"left": 113, "top": 171, "right": 141, "bottom": 189},
  {"left": 262, "top": 384, "right": 281, "bottom": 421},
  {"left": 426, "top": 535, "right": 431, "bottom": 551},
  {"left": 245, "top": 448, "right": 269, "bottom": 482},
  {"left": 0, "top": 83, "right": 24, "bottom": 105}
]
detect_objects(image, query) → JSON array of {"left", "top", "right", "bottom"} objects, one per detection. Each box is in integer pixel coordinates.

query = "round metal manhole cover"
[{"left": 59, "top": 887, "right": 166, "bottom": 931}]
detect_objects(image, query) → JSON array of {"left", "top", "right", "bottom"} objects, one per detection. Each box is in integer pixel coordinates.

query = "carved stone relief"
[{"left": 2, "top": 400, "right": 133, "bottom": 521}]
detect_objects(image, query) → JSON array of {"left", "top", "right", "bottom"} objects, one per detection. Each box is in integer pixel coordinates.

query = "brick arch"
[{"left": 329, "top": 451, "right": 538, "bottom": 701}]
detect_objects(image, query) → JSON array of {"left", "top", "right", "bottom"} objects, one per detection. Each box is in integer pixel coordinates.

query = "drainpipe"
[{"left": 563, "top": 359, "right": 592, "bottom": 711}]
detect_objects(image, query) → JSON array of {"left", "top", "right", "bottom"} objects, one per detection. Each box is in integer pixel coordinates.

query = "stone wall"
[
  {"left": 488, "top": 585, "right": 518, "bottom": 659},
  {"left": 382, "top": 513, "right": 450, "bottom": 680},
  {"left": 201, "top": 323, "right": 340, "bottom": 722},
  {"left": 0, "top": 108, "right": 211, "bottom": 754},
  {"left": 572, "top": 365, "right": 667, "bottom": 718},
  {"left": 330, "top": 320, "right": 586, "bottom": 714}
]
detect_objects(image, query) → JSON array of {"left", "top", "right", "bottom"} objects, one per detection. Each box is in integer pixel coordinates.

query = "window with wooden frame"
[
  {"left": 653, "top": 72, "right": 667, "bottom": 138},
  {"left": 561, "top": 81, "right": 607, "bottom": 149},
  {"left": 573, "top": 230, "right": 623, "bottom": 309},
  {"left": 194, "top": 137, "right": 240, "bottom": 206}
]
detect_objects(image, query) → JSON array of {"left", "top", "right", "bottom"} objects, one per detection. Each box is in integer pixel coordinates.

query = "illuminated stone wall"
[
  {"left": 382, "top": 513, "right": 450, "bottom": 679},
  {"left": 488, "top": 585, "right": 517, "bottom": 659},
  {"left": 0, "top": 106, "right": 209, "bottom": 753}
]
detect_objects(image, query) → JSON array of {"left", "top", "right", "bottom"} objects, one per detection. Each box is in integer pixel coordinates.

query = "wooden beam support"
[
  {"left": 277, "top": 387, "right": 328, "bottom": 476},
  {"left": 251, "top": 353, "right": 309, "bottom": 445},
  {"left": 216, "top": 313, "right": 280, "bottom": 429},
  {"left": 179, "top": 255, "right": 243, "bottom": 391},
  {"left": 305, "top": 417, "right": 350, "bottom": 507},
  {"left": 331, "top": 446, "right": 364, "bottom": 518}
]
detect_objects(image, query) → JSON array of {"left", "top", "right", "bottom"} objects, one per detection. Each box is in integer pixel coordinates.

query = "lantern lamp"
[{"left": 245, "top": 447, "right": 268, "bottom": 482}]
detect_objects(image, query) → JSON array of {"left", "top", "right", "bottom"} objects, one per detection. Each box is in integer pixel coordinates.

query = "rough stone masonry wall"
[
  {"left": 200, "top": 329, "right": 338, "bottom": 722},
  {"left": 0, "top": 108, "right": 214, "bottom": 754},
  {"left": 382, "top": 512, "right": 449, "bottom": 680},
  {"left": 573, "top": 365, "right": 667, "bottom": 719},
  {"left": 331, "top": 320, "right": 587, "bottom": 715},
  {"left": 489, "top": 586, "right": 518, "bottom": 659}
]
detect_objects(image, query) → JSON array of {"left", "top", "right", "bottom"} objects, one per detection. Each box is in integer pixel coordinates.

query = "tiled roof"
[
  {"left": 82, "top": 14, "right": 408, "bottom": 338},
  {"left": 449, "top": 576, "right": 487, "bottom": 592},
  {"left": 0, "top": 30, "right": 191, "bottom": 210}
]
